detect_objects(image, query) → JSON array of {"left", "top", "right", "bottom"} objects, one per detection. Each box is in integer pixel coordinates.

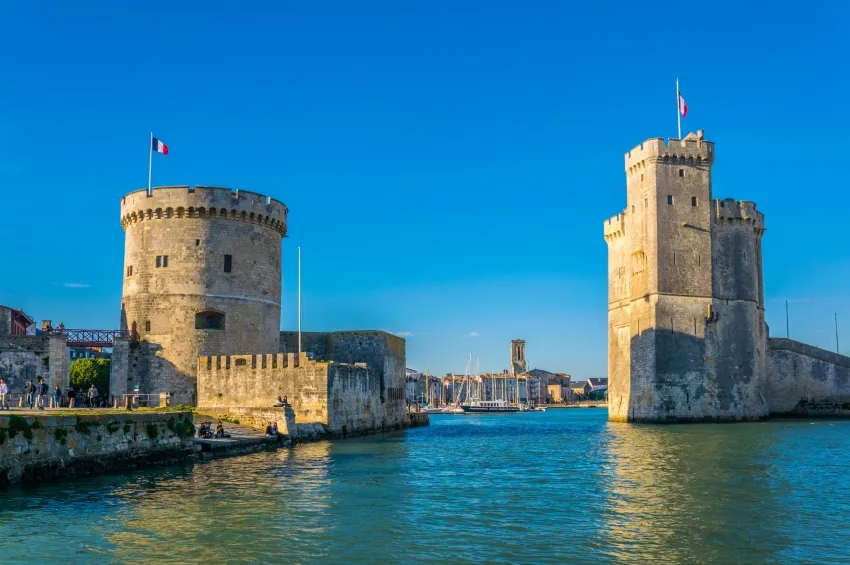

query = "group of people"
[
  {"left": 0, "top": 377, "right": 103, "bottom": 410},
  {"left": 274, "top": 396, "right": 289, "bottom": 407},
  {"left": 197, "top": 421, "right": 230, "bottom": 439},
  {"left": 265, "top": 422, "right": 279, "bottom": 436}
]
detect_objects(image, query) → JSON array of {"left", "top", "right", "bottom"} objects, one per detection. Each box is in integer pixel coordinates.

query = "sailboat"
[{"left": 461, "top": 355, "right": 521, "bottom": 414}]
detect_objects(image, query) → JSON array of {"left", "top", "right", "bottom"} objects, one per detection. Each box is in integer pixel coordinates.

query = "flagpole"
[
  {"left": 297, "top": 246, "right": 302, "bottom": 357},
  {"left": 148, "top": 132, "right": 153, "bottom": 194},
  {"left": 676, "top": 79, "right": 681, "bottom": 139}
]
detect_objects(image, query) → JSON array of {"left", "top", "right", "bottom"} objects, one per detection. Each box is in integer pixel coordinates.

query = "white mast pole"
[
  {"left": 676, "top": 78, "right": 681, "bottom": 139},
  {"left": 297, "top": 246, "right": 302, "bottom": 357},
  {"left": 148, "top": 132, "right": 153, "bottom": 194}
]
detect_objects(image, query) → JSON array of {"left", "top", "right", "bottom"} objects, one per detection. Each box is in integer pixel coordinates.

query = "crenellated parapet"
[
  {"left": 625, "top": 130, "right": 714, "bottom": 176},
  {"left": 120, "top": 185, "right": 287, "bottom": 237},
  {"left": 198, "top": 352, "right": 369, "bottom": 372},
  {"left": 713, "top": 198, "right": 765, "bottom": 235},
  {"left": 603, "top": 210, "right": 627, "bottom": 242}
]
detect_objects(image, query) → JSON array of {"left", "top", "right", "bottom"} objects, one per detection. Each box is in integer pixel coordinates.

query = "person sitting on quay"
[
  {"left": 266, "top": 422, "right": 275, "bottom": 436},
  {"left": 198, "top": 422, "right": 214, "bottom": 439},
  {"left": 274, "top": 396, "right": 285, "bottom": 407},
  {"left": 215, "top": 422, "right": 231, "bottom": 439}
]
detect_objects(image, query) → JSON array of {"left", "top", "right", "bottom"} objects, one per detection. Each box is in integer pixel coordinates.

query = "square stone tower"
[
  {"left": 604, "top": 132, "right": 768, "bottom": 422},
  {"left": 510, "top": 339, "right": 526, "bottom": 376}
]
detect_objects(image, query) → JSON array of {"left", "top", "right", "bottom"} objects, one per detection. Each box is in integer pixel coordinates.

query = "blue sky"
[{"left": 1, "top": 1, "right": 848, "bottom": 377}]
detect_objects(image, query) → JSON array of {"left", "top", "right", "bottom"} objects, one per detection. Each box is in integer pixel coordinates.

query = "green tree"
[{"left": 69, "top": 358, "right": 110, "bottom": 397}]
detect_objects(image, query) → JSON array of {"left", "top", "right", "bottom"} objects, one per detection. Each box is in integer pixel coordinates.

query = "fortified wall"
[
  {"left": 605, "top": 132, "right": 850, "bottom": 422},
  {"left": 196, "top": 340, "right": 408, "bottom": 437},
  {"left": 0, "top": 334, "right": 69, "bottom": 396}
]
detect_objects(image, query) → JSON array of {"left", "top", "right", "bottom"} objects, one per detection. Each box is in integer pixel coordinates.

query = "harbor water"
[{"left": 2, "top": 408, "right": 849, "bottom": 564}]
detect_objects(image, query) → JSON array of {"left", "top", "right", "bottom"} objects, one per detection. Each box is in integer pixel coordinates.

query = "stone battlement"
[
  {"left": 714, "top": 198, "right": 765, "bottom": 231},
  {"left": 603, "top": 210, "right": 627, "bottom": 241},
  {"left": 120, "top": 185, "right": 287, "bottom": 237},
  {"left": 198, "top": 352, "right": 367, "bottom": 373},
  {"left": 625, "top": 131, "right": 714, "bottom": 171}
]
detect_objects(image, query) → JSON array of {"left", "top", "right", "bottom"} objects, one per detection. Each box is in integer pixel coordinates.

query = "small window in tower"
[
  {"left": 667, "top": 195, "right": 674, "bottom": 205},
  {"left": 126, "top": 266, "right": 133, "bottom": 277},
  {"left": 195, "top": 310, "right": 225, "bottom": 330},
  {"left": 145, "top": 320, "right": 151, "bottom": 332},
  {"left": 644, "top": 198, "right": 647, "bottom": 208},
  {"left": 224, "top": 254, "right": 232, "bottom": 273},
  {"left": 640, "top": 174, "right": 644, "bottom": 181},
  {"left": 196, "top": 239, "right": 200, "bottom": 246},
  {"left": 632, "top": 205, "right": 635, "bottom": 213},
  {"left": 691, "top": 197, "right": 697, "bottom": 207},
  {"left": 155, "top": 256, "right": 162, "bottom": 268},
  {"left": 679, "top": 169, "right": 685, "bottom": 177},
  {"left": 163, "top": 255, "right": 169, "bottom": 267}
]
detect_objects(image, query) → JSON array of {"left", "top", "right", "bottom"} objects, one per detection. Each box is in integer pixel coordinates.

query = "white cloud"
[
  {"left": 393, "top": 331, "right": 415, "bottom": 337},
  {"left": 468, "top": 331, "right": 480, "bottom": 337},
  {"left": 54, "top": 282, "right": 92, "bottom": 288}
]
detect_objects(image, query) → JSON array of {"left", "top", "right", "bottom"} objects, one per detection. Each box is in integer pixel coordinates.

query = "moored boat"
[{"left": 461, "top": 399, "right": 520, "bottom": 414}]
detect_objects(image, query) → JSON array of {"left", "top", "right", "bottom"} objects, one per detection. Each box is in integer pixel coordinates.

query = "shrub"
[
  {"left": 54, "top": 428, "right": 68, "bottom": 445},
  {"left": 145, "top": 424, "right": 158, "bottom": 439},
  {"left": 106, "top": 421, "right": 120, "bottom": 434},
  {"left": 123, "top": 423, "right": 132, "bottom": 434},
  {"left": 0, "top": 429, "right": 6, "bottom": 445}
]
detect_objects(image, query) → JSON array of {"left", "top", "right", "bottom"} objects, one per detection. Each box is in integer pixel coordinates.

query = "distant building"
[
  {"left": 406, "top": 368, "right": 424, "bottom": 402},
  {"left": 587, "top": 377, "right": 608, "bottom": 401},
  {"left": 547, "top": 383, "right": 568, "bottom": 403},
  {"left": 570, "top": 380, "right": 590, "bottom": 399},
  {"left": 0, "top": 306, "right": 34, "bottom": 336},
  {"left": 69, "top": 348, "right": 111, "bottom": 361}
]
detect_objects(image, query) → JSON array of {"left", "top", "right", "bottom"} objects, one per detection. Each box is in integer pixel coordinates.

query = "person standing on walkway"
[
  {"left": 53, "top": 385, "right": 62, "bottom": 408},
  {"left": 88, "top": 384, "right": 99, "bottom": 408},
  {"left": 67, "top": 384, "right": 76, "bottom": 408},
  {"left": 36, "top": 377, "right": 48, "bottom": 410},
  {"left": 26, "top": 380, "right": 36, "bottom": 409},
  {"left": 0, "top": 378, "right": 8, "bottom": 410}
]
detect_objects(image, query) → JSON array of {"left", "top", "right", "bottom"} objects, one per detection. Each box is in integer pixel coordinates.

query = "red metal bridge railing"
[{"left": 59, "top": 329, "right": 136, "bottom": 348}]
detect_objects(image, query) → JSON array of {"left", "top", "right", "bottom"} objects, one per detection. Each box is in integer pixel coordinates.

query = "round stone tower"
[{"left": 119, "top": 185, "right": 287, "bottom": 404}]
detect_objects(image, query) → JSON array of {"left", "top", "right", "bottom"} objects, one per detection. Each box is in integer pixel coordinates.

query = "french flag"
[
  {"left": 152, "top": 136, "right": 169, "bottom": 155},
  {"left": 678, "top": 92, "right": 688, "bottom": 118}
]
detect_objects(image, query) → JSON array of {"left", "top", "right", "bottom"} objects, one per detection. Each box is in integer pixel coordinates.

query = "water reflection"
[{"left": 603, "top": 422, "right": 799, "bottom": 564}]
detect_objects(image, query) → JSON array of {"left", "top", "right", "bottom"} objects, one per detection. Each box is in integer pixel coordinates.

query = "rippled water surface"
[{"left": 2, "top": 409, "right": 850, "bottom": 564}]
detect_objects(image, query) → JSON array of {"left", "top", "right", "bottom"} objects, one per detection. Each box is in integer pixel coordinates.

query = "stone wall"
[
  {"left": 197, "top": 353, "right": 331, "bottom": 424},
  {"left": 280, "top": 330, "right": 407, "bottom": 428},
  {"left": 766, "top": 338, "right": 850, "bottom": 414},
  {"left": 0, "top": 334, "right": 69, "bottom": 397},
  {"left": 0, "top": 411, "right": 195, "bottom": 485},
  {"left": 118, "top": 186, "right": 287, "bottom": 404},
  {"left": 197, "top": 350, "right": 408, "bottom": 436}
]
